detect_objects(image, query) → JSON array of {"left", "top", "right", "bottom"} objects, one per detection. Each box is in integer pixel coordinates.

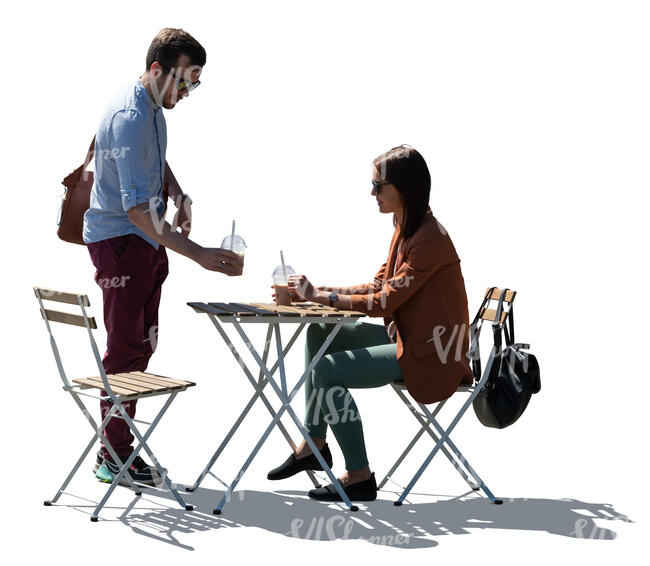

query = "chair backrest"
[
  {"left": 468, "top": 287, "right": 517, "bottom": 381},
  {"left": 34, "top": 287, "right": 107, "bottom": 392},
  {"left": 477, "top": 287, "right": 516, "bottom": 324},
  {"left": 34, "top": 287, "right": 97, "bottom": 329}
]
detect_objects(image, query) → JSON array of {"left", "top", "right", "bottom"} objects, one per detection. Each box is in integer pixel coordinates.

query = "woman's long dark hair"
[{"left": 373, "top": 145, "right": 431, "bottom": 240}]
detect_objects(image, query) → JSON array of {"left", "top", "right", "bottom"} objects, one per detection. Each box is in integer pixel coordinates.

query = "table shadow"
[{"left": 68, "top": 482, "right": 632, "bottom": 550}]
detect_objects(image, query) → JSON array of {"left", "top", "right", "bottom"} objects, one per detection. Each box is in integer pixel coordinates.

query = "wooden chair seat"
[{"left": 72, "top": 371, "right": 196, "bottom": 400}]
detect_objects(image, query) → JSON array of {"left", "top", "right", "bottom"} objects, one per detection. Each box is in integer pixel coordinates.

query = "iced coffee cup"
[
  {"left": 221, "top": 234, "right": 247, "bottom": 264},
  {"left": 272, "top": 264, "right": 295, "bottom": 306}
]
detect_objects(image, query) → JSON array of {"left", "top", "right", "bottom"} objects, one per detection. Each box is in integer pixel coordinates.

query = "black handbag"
[{"left": 470, "top": 288, "right": 541, "bottom": 429}]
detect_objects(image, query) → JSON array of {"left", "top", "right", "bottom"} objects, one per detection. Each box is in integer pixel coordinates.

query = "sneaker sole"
[
  {"left": 93, "top": 459, "right": 167, "bottom": 476},
  {"left": 94, "top": 463, "right": 163, "bottom": 487}
]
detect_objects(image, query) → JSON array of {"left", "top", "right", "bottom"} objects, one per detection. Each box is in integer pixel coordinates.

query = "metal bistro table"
[{"left": 185, "top": 300, "right": 366, "bottom": 514}]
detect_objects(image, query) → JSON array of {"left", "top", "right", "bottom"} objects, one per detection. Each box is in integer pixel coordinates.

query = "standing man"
[{"left": 83, "top": 28, "right": 243, "bottom": 486}]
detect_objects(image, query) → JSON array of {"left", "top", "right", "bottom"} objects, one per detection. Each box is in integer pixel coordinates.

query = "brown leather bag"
[{"left": 57, "top": 137, "right": 169, "bottom": 245}]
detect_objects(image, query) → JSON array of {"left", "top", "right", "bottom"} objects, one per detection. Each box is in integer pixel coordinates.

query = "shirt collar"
[{"left": 136, "top": 77, "right": 160, "bottom": 112}]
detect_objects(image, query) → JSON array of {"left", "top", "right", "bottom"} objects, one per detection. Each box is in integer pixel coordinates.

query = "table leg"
[
  {"left": 188, "top": 317, "right": 320, "bottom": 492},
  {"left": 214, "top": 319, "right": 357, "bottom": 513}
]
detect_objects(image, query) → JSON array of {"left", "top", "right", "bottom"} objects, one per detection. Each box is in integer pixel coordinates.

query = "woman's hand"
[{"left": 288, "top": 274, "right": 316, "bottom": 301}]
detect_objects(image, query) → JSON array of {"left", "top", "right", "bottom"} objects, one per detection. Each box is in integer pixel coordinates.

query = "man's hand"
[
  {"left": 127, "top": 202, "right": 242, "bottom": 275},
  {"left": 196, "top": 248, "right": 244, "bottom": 276}
]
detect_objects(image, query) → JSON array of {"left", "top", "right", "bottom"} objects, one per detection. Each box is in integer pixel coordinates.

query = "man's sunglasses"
[
  {"left": 372, "top": 180, "right": 389, "bottom": 194},
  {"left": 159, "top": 63, "right": 201, "bottom": 92}
]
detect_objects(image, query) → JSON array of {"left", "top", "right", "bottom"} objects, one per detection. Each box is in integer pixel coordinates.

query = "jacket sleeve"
[
  {"left": 372, "top": 261, "right": 387, "bottom": 292},
  {"left": 348, "top": 236, "right": 450, "bottom": 317},
  {"left": 331, "top": 262, "right": 387, "bottom": 295}
]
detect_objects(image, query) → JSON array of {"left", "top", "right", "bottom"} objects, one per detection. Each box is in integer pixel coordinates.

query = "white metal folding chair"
[
  {"left": 379, "top": 286, "right": 516, "bottom": 506},
  {"left": 34, "top": 287, "right": 196, "bottom": 521}
]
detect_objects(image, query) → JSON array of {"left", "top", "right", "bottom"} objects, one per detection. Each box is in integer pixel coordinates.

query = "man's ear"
[{"left": 149, "top": 61, "right": 163, "bottom": 79}]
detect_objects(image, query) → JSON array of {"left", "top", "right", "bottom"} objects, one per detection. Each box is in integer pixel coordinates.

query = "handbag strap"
[
  {"left": 83, "top": 136, "right": 96, "bottom": 170},
  {"left": 494, "top": 287, "right": 516, "bottom": 347},
  {"left": 505, "top": 302, "right": 515, "bottom": 346},
  {"left": 492, "top": 288, "right": 511, "bottom": 352}
]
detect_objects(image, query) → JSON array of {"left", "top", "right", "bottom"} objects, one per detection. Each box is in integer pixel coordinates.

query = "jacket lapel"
[
  {"left": 392, "top": 207, "right": 434, "bottom": 274},
  {"left": 385, "top": 226, "right": 401, "bottom": 280}
]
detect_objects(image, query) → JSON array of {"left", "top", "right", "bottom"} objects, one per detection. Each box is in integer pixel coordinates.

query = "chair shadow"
[{"left": 69, "top": 481, "right": 633, "bottom": 550}]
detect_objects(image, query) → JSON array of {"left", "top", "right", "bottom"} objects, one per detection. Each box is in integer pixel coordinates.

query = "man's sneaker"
[
  {"left": 95, "top": 454, "right": 164, "bottom": 487},
  {"left": 92, "top": 451, "right": 167, "bottom": 475}
]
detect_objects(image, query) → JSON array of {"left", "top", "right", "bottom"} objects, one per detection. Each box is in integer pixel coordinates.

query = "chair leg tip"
[
  {"left": 393, "top": 501, "right": 403, "bottom": 507},
  {"left": 213, "top": 509, "right": 222, "bottom": 515},
  {"left": 185, "top": 505, "right": 194, "bottom": 511},
  {"left": 43, "top": 501, "right": 52, "bottom": 506},
  {"left": 472, "top": 486, "right": 480, "bottom": 491},
  {"left": 185, "top": 487, "right": 194, "bottom": 492},
  {"left": 493, "top": 499, "right": 503, "bottom": 505},
  {"left": 350, "top": 505, "right": 359, "bottom": 512},
  {"left": 90, "top": 516, "right": 99, "bottom": 522}
]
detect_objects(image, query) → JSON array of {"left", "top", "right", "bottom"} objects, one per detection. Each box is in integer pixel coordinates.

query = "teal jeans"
[{"left": 303, "top": 321, "right": 403, "bottom": 471}]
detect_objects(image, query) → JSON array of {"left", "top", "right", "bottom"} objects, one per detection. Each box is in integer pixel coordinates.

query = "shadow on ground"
[{"left": 49, "top": 481, "right": 633, "bottom": 551}]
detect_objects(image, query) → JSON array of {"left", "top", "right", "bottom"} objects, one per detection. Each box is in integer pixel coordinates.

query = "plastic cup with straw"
[
  {"left": 272, "top": 250, "right": 295, "bottom": 305},
  {"left": 221, "top": 219, "right": 246, "bottom": 259}
]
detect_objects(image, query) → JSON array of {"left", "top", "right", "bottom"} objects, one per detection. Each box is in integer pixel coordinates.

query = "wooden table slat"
[
  {"left": 209, "top": 302, "right": 257, "bottom": 316},
  {"left": 229, "top": 302, "right": 278, "bottom": 316},
  {"left": 193, "top": 302, "right": 234, "bottom": 316},
  {"left": 189, "top": 301, "right": 366, "bottom": 319},
  {"left": 187, "top": 302, "right": 212, "bottom": 314},
  {"left": 249, "top": 303, "right": 302, "bottom": 316}
]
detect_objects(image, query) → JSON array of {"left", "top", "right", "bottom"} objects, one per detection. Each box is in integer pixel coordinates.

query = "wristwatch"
[{"left": 328, "top": 292, "right": 338, "bottom": 307}]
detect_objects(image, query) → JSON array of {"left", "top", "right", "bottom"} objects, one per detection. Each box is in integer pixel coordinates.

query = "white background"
[{"left": 1, "top": 0, "right": 648, "bottom": 562}]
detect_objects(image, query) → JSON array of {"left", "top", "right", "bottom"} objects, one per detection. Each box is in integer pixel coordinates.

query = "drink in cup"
[
  {"left": 221, "top": 234, "right": 247, "bottom": 264},
  {"left": 272, "top": 264, "right": 296, "bottom": 306}
]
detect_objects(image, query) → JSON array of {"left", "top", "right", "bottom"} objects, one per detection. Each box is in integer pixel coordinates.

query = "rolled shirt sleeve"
[{"left": 109, "top": 109, "right": 155, "bottom": 213}]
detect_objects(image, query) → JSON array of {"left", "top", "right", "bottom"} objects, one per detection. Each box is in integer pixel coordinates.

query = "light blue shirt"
[{"left": 83, "top": 77, "right": 167, "bottom": 250}]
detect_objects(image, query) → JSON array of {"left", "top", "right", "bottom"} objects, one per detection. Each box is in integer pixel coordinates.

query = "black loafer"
[
  {"left": 308, "top": 472, "right": 377, "bottom": 502},
  {"left": 267, "top": 444, "right": 333, "bottom": 480}
]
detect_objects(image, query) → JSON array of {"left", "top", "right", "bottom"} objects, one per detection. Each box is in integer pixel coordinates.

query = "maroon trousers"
[{"left": 87, "top": 234, "right": 168, "bottom": 461}]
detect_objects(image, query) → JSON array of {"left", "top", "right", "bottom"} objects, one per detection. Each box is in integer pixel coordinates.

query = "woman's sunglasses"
[{"left": 372, "top": 180, "right": 389, "bottom": 194}]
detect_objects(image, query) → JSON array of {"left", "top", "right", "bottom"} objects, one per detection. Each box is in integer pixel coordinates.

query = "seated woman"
[{"left": 267, "top": 145, "right": 474, "bottom": 501}]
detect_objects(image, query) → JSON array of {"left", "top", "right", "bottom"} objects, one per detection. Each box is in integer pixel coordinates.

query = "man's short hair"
[{"left": 146, "top": 28, "right": 206, "bottom": 70}]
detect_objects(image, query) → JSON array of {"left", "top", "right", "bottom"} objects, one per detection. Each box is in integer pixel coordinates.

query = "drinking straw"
[
  {"left": 231, "top": 220, "right": 236, "bottom": 250},
  {"left": 280, "top": 250, "right": 288, "bottom": 280}
]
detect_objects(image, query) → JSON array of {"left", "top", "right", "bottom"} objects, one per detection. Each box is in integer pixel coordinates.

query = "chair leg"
[
  {"left": 394, "top": 388, "right": 500, "bottom": 506},
  {"left": 378, "top": 426, "right": 427, "bottom": 489},
  {"left": 418, "top": 402, "right": 501, "bottom": 503},
  {"left": 91, "top": 393, "right": 192, "bottom": 521},
  {"left": 45, "top": 404, "right": 119, "bottom": 505},
  {"left": 385, "top": 386, "right": 479, "bottom": 491}
]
